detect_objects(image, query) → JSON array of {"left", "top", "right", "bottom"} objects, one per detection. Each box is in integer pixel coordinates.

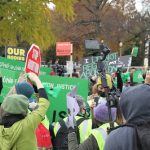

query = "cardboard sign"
[
  {"left": 25, "top": 44, "right": 41, "bottom": 75},
  {"left": 6, "top": 46, "right": 27, "bottom": 62},
  {"left": 56, "top": 42, "right": 72, "bottom": 56}
]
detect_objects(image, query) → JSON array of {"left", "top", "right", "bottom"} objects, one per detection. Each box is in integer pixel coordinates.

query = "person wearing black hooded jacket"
[{"left": 104, "top": 73, "right": 150, "bottom": 150}]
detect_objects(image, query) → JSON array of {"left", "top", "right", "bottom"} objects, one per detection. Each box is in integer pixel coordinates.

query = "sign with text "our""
[
  {"left": 56, "top": 42, "right": 72, "bottom": 56},
  {"left": 6, "top": 46, "right": 27, "bottom": 62},
  {"left": 25, "top": 44, "right": 41, "bottom": 76}
]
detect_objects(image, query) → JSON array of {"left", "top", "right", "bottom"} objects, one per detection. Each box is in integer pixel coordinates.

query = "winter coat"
[
  {"left": 0, "top": 97, "right": 49, "bottom": 150},
  {"left": 68, "top": 123, "right": 111, "bottom": 150},
  {"left": 68, "top": 132, "right": 99, "bottom": 150},
  {"left": 104, "top": 84, "right": 150, "bottom": 150}
]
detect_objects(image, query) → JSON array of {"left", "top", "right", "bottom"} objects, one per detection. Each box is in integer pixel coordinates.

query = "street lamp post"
[{"left": 119, "top": 42, "right": 123, "bottom": 57}]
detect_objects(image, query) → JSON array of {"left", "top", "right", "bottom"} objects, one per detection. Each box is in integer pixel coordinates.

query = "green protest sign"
[
  {"left": 133, "top": 71, "right": 144, "bottom": 83},
  {"left": 0, "top": 56, "right": 51, "bottom": 75},
  {"left": 40, "top": 67, "right": 51, "bottom": 75},
  {"left": 132, "top": 46, "right": 139, "bottom": 57},
  {"left": 39, "top": 75, "right": 88, "bottom": 123},
  {"left": 121, "top": 72, "right": 130, "bottom": 83},
  {"left": 0, "top": 67, "right": 88, "bottom": 123},
  {"left": 0, "top": 57, "right": 87, "bottom": 122},
  {"left": 0, "top": 68, "right": 20, "bottom": 86},
  {"left": 0, "top": 56, "right": 25, "bottom": 71},
  {"left": 0, "top": 68, "right": 21, "bottom": 102}
]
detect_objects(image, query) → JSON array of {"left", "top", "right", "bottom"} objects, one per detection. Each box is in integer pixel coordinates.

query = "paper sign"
[{"left": 67, "top": 87, "right": 79, "bottom": 117}]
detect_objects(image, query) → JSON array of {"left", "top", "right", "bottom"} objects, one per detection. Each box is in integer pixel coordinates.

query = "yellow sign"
[{"left": 6, "top": 47, "right": 27, "bottom": 61}]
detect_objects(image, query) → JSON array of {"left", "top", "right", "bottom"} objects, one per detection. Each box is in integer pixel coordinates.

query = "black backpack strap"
[
  {"left": 76, "top": 117, "right": 86, "bottom": 144},
  {"left": 59, "top": 119, "right": 66, "bottom": 127},
  {"left": 58, "top": 119, "right": 68, "bottom": 133},
  {"left": 76, "top": 117, "right": 86, "bottom": 126}
]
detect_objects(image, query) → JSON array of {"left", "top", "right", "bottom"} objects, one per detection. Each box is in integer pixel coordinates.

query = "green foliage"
[
  {"left": 54, "top": 0, "right": 78, "bottom": 21},
  {"left": 0, "top": 0, "right": 77, "bottom": 50}
]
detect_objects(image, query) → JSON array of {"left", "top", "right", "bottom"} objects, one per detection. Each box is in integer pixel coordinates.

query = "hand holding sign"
[{"left": 27, "top": 72, "right": 43, "bottom": 90}]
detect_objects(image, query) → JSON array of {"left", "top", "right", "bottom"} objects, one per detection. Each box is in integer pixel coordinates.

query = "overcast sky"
[
  {"left": 135, "top": 0, "right": 143, "bottom": 12},
  {"left": 47, "top": 0, "right": 143, "bottom": 12}
]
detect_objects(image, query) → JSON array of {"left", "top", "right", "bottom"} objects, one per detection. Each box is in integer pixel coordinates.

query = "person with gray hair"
[{"left": 51, "top": 95, "right": 87, "bottom": 150}]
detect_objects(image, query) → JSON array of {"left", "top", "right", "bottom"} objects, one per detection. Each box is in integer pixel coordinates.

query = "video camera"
[
  {"left": 85, "top": 39, "right": 120, "bottom": 130},
  {"left": 85, "top": 39, "right": 110, "bottom": 61}
]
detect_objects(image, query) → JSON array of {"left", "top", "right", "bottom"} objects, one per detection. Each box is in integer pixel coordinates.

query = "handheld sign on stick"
[{"left": 25, "top": 44, "right": 41, "bottom": 76}]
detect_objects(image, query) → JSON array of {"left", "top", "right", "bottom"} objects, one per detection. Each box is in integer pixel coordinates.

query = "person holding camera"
[
  {"left": 68, "top": 99, "right": 117, "bottom": 150},
  {"left": 67, "top": 74, "right": 123, "bottom": 150},
  {"left": 0, "top": 72, "right": 50, "bottom": 150}
]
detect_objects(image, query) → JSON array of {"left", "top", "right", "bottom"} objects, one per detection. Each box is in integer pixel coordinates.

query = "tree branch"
[
  {"left": 81, "top": 4, "right": 95, "bottom": 15},
  {"left": 96, "top": 0, "right": 103, "bottom": 9},
  {"left": 100, "top": 0, "right": 109, "bottom": 10},
  {"left": 75, "top": 19, "right": 100, "bottom": 26}
]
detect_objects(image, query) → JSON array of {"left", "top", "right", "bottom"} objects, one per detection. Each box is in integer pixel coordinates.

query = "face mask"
[{"left": 100, "top": 92, "right": 106, "bottom": 97}]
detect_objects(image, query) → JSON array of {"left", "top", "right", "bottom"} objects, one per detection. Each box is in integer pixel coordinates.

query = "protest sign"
[
  {"left": 40, "top": 67, "right": 51, "bottom": 76},
  {"left": 0, "top": 57, "right": 88, "bottom": 122},
  {"left": 0, "top": 57, "right": 50, "bottom": 75},
  {"left": 40, "top": 75, "right": 88, "bottom": 123},
  {"left": 133, "top": 71, "right": 144, "bottom": 83},
  {"left": 56, "top": 42, "right": 72, "bottom": 56},
  {"left": 121, "top": 72, "right": 130, "bottom": 83},
  {"left": 80, "top": 53, "right": 118, "bottom": 79},
  {"left": 0, "top": 56, "right": 25, "bottom": 71},
  {"left": 132, "top": 46, "right": 139, "bottom": 57},
  {"left": 25, "top": 44, "right": 41, "bottom": 75},
  {"left": 0, "top": 68, "right": 21, "bottom": 99},
  {"left": 5, "top": 46, "right": 27, "bottom": 62},
  {"left": 66, "top": 61, "right": 73, "bottom": 75},
  {"left": 67, "top": 87, "right": 79, "bottom": 116},
  {"left": 117, "top": 55, "right": 132, "bottom": 68}
]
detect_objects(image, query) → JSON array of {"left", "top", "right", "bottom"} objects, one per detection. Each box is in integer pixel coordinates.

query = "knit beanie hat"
[
  {"left": 1, "top": 94, "right": 29, "bottom": 115},
  {"left": 97, "top": 74, "right": 113, "bottom": 89},
  {"left": 94, "top": 99, "right": 116, "bottom": 122},
  {"left": 15, "top": 81, "right": 34, "bottom": 99}
]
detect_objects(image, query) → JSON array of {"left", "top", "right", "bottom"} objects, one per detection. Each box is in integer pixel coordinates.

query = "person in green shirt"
[{"left": 0, "top": 72, "right": 50, "bottom": 150}]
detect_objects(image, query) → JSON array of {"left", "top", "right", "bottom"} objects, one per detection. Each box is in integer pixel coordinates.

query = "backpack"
[
  {"left": 36, "top": 123, "right": 52, "bottom": 149},
  {"left": 112, "top": 122, "right": 150, "bottom": 150},
  {"left": 53, "top": 117, "right": 85, "bottom": 150}
]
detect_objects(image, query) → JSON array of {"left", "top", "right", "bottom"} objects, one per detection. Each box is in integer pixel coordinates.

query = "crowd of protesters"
[{"left": 0, "top": 63, "right": 150, "bottom": 150}]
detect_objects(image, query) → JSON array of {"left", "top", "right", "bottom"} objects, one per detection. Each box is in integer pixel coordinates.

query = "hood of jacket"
[
  {"left": 120, "top": 84, "right": 150, "bottom": 123},
  {"left": 0, "top": 121, "right": 22, "bottom": 150}
]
